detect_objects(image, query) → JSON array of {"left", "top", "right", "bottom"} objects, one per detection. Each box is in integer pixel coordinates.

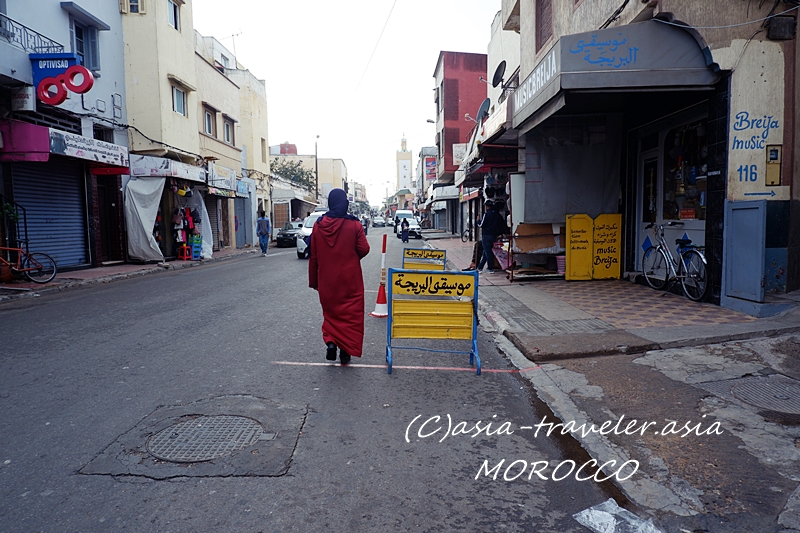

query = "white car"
[
  {"left": 394, "top": 210, "right": 421, "bottom": 239},
  {"left": 296, "top": 212, "right": 323, "bottom": 258}
]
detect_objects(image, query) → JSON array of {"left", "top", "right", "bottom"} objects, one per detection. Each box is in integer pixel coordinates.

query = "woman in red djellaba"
[{"left": 309, "top": 188, "right": 370, "bottom": 365}]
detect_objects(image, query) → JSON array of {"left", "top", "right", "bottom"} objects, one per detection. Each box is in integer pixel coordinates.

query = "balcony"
[{"left": 0, "top": 12, "right": 64, "bottom": 54}]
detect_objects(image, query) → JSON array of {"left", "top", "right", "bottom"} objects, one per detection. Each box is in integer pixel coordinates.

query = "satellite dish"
[
  {"left": 491, "top": 61, "right": 506, "bottom": 88},
  {"left": 476, "top": 98, "right": 491, "bottom": 122}
]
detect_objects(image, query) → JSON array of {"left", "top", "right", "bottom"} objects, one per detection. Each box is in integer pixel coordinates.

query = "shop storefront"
[
  {"left": 125, "top": 154, "right": 211, "bottom": 262},
  {"left": 509, "top": 18, "right": 726, "bottom": 298},
  {"left": 206, "top": 163, "right": 237, "bottom": 251},
  {"left": 234, "top": 178, "right": 254, "bottom": 249},
  {"left": 0, "top": 120, "right": 129, "bottom": 269}
]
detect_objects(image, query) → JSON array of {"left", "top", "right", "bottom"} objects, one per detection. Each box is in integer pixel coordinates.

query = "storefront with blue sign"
[{"left": 509, "top": 18, "right": 733, "bottom": 304}]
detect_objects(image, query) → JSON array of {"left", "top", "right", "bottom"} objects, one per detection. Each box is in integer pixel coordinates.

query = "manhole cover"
[
  {"left": 731, "top": 380, "right": 800, "bottom": 415},
  {"left": 147, "top": 415, "right": 263, "bottom": 463}
]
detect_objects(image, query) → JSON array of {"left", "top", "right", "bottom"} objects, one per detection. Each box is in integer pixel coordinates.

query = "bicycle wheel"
[
  {"left": 23, "top": 252, "right": 57, "bottom": 283},
  {"left": 461, "top": 230, "right": 469, "bottom": 243},
  {"left": 642, "top": 246, "right": 669, "bottom": 290},
  {"left": 680, "top": 249, "right": 707, "bottom": 301}
]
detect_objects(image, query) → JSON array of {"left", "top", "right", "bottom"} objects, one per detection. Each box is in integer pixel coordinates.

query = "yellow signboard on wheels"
[
  {"left": 386, "top": 268, "right": 480, "bottom": 375},
  {"left": 401, "top": 248, "right": 447, "bottom": 270}
]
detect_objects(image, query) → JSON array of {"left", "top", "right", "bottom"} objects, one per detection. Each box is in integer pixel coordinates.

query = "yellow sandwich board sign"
[
  {"left": 566, "top": 214, "right": 593, "bottom": 280},
  {"left": 566, "top": 213, "right": 622, "bottom": 280}
]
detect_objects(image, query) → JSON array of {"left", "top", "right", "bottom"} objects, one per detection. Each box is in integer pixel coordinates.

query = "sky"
[{"left": 192, "top": 0, "right": 501, "bottom": 206}]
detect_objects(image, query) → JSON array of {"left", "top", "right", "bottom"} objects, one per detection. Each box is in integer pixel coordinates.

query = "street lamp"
[{"left": 314, "top": 135, "right": 319, "bottom": 201}]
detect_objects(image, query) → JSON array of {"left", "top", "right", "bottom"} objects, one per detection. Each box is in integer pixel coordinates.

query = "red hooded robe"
[{"left": 308, "top": 216, "right": 370, "bottom": 356}]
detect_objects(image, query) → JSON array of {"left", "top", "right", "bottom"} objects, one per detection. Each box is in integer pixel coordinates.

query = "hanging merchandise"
[{"left": 184, "top": 207, "right": 194, "bottom": 230}]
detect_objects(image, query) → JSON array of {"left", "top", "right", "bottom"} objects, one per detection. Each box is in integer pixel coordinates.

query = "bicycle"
[
  {"left": 641, "top": 221, "right": 707, "bottom": 301},
  {"left": 0, "top": 244, "right": 57, "bottom": 283},
  {"left": 461, "top": 221, "right": 474, "bottom": 243}
]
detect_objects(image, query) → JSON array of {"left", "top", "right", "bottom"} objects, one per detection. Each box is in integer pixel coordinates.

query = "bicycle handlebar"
[{"left": 645, "top": 221, "right": 685, "bottom": 230}]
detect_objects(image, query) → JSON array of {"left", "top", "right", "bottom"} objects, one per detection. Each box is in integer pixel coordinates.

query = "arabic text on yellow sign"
[
  {"left": 391, "top": 272, "right": 475, "bottom": 298},
  {"left": 403, "top": 248, "right": 446, "bottom": 260}
]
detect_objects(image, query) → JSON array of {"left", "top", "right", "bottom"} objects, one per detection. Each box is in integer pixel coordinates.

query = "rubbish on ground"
[{"left": 573, "top": 499, "right": 663, "bottom": 533}]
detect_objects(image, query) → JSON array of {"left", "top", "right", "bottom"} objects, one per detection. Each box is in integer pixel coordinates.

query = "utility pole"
[{"left": 314, "top": 135, "right": 319, "bottom": 201}]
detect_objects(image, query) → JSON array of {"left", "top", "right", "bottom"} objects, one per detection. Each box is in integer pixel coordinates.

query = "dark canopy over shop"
[{"left": 512, "top": 16, "right": 721, "bottom": 133}]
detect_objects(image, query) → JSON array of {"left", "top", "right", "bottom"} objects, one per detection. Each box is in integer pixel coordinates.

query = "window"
[
  {"left": 204, "top": 108, "right": 215, "bottom": 136},
  {"left": 168, "top": 0, "right": 179, "bottom": 30},
  {"left": 535, "top": 0, "right": 553, "bottom": 52},
  {"left": 70, "top": 18, "right": 100, "bottom": 71},
  {"left": 224, "top": 120, "right": 234, "bottom": 144},
  {"left": 172, "top": 86, "right": 186, "bottom": 116},
  {"left": 261, "top": 138, "right": 267, "bottom": 163},
  {"left": 93, "top": 125, "right": 114, "bottom": 143},
  {"left": 220, "top": 55, "right": 229, "bottom": 68},
  {"left": 119, "top": 0, "right": 146, "bottom": 13}
]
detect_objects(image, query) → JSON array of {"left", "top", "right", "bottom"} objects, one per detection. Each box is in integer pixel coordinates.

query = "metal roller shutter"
[
  {"left": 204, "top": 194, "right": 220, "bottom": 251},
  {"left": 12, "top": 157, "right": 90, "bottom": 268}
]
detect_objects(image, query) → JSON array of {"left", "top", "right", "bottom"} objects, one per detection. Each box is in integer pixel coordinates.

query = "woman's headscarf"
[{"left": 324, "top": 188, "right": 357, "bottom": 220}]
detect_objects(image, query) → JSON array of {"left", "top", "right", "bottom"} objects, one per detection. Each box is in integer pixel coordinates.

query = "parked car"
[
  {"left": 296, "top": 212, "right": 323, "bottom": 259},
  {"left": 372, "top": 216, "right": 385, "bottom": 227},
  {"left": 276, "top": 221, "right": 303, "bottom": 247}
]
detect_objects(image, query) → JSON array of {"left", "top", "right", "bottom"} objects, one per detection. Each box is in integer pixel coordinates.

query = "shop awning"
[{"left": 512, "top": 17, "right": 720, "bottom": 132}]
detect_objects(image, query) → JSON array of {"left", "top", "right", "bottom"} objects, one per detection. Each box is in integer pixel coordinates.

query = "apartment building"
[
  {"left": 0, "top": 1, "right": 131, "bottom": 268},
  {"left": 500, "top": 0, "right": 798, "bottom": 314}
]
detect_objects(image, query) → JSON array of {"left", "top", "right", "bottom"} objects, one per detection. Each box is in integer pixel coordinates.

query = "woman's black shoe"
[
  {"left": 339, "top": 349, "right": 351, "bottom": 365},
  {"left": 326, "top": 342, "right": 337, "bottom": 361}
]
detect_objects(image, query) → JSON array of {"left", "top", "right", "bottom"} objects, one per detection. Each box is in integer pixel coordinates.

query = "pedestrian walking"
[
  {"left": 477, "top": 201, "right": 506, "bottom": 273},
  {"left": 308, "top": 188, "right": 370, "bottom": 365},
  {"left": 400, "top": 218, "right": 410, "bottom": 243},
  {"left": 256, "top": 210, "right": 271, "bottom": 256},
  {"left": 362, "top": 215, "right": 369, "bottom": 236}
]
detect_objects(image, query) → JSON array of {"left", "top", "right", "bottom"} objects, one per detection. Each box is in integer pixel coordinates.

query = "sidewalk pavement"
[
  {"left": 0, "top": 245, "right": 260, "bottom": 302},
  {"left": 425, "top": 230, "right": 800, "bottom": 532}
]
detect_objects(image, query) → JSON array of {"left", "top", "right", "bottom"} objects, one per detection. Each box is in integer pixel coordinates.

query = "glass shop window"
[{"left": 662, "top": 119, "right": 708, "bottom": 221}]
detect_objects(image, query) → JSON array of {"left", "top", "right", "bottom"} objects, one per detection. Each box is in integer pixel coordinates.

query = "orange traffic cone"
[{"left": 369, "top": 283, "right": 388, "bottom": 317}]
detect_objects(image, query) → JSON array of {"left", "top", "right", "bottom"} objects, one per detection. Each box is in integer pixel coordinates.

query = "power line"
[
  {"left": 653, "top": 3, "right": 800, "bottom": 29},
  {"left": 354, "top": 0, "right": 398, "bottom": 93}
]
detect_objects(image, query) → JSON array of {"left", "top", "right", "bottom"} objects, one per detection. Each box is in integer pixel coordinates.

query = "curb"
[{"left": 0, "top": 249, "right": 258, "bottom": 304}]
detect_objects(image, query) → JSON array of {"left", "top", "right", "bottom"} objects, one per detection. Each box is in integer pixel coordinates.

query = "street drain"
[
  {"left": 731, "top": 380, "right": 800, "bottom": 415},
  {"left": 697, "top": 374, "right": 800, "bottom": 415},
  {"left": 147, "top": 415, "right": 263, "bottom": 463}
]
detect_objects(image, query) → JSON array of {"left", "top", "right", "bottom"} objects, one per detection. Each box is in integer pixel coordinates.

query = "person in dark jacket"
[
  {"left": 256, "top": 210, "right": 271, "bottom": 256},
  {"left": 477, "top": 201, "right": 505, "bottom": 273}
]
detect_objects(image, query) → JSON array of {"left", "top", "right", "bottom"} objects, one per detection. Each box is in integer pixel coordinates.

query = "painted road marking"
[{"left": 272, "top": 361, "right": 541, "bottom": 373}]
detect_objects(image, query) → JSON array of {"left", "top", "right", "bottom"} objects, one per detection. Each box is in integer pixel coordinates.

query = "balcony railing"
[{"left": 0, "top": 12, "right": 64, "bottom": 54}]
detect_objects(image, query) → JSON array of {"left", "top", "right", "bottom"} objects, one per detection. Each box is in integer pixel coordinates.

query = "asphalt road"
[{"left": 0, "top": 227, "right": 620, "bottom": 532}]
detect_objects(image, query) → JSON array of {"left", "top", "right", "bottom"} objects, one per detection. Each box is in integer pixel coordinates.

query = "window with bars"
[{"left": 535, "top": 0, "right": 553, "bottom": 52}]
